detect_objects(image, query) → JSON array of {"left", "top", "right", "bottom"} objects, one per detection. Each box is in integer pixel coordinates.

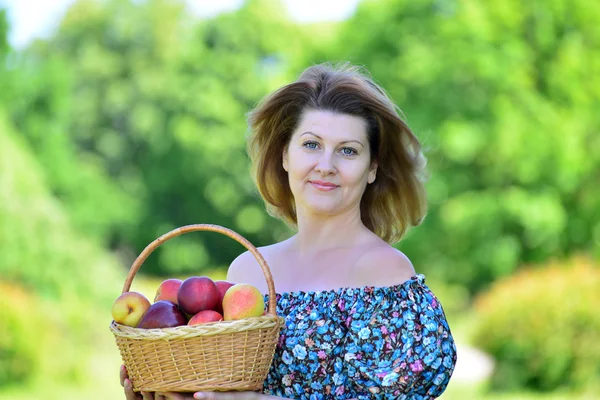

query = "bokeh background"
[{"left": 0, "top": 0, "right": 599, "bottom": 399}]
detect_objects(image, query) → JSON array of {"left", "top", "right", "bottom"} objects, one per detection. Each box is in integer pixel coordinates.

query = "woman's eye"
[
  {"left": 341, "top": 147, "right": 357, "bottom": 156},
  {"left": 303, "top": 141, "right": 319, "bottom": 149}
]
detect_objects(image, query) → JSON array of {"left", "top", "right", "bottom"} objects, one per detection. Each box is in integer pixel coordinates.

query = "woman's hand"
[
  {"left": 189, "top": 393, "right": 275, "bottom": 400},
  {"left": 120, "top": 365, "right": 276, "bottom": 400},
  {"left": 151, "top": 392, "right": 265, "bottom": 400},
  {"left": 158, "top": 391, "right": 269, "bottom": 400},
  {"left": 120, "top": 364, "right": 182, "bottom": 400}
]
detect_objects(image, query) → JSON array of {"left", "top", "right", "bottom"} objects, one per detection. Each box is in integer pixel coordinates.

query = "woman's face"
[{"left": 282, "top": 109, "right": 377, "bottom": 218}]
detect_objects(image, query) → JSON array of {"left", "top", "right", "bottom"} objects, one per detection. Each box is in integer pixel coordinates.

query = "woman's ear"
[
  {"left": 282, "top": 147, "right": 289, "bottom": 172},
  {"left": 368, "top": 161, "right": 377, "bottom": 184}
]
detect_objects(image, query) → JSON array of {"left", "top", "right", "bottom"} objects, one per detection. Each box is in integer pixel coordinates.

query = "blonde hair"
[{"left": 247, "top": 62, "right": 428, "bottom": 243}]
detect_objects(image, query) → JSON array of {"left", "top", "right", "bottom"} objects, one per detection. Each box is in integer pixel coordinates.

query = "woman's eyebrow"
[{"left": 299, "top": 132, "right": 364, "bottom": 147}]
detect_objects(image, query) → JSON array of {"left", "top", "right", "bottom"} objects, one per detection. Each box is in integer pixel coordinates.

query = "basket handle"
[{"left": 121, "top": 224, "right": 278, "bottom": 316}]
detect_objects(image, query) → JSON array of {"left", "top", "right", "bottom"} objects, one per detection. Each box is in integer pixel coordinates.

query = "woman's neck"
[{"left": 291, "top": 207, "right": 369, "bottom": 253}]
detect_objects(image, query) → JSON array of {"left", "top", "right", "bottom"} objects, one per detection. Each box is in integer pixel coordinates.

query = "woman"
[{"left": 122, "top": 62, "right": 457, "bottom": 399}]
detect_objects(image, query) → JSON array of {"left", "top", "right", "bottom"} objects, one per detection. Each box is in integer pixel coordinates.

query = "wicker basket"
[{"left": 109, "top": 224, "right": 285, "bottom": 393}]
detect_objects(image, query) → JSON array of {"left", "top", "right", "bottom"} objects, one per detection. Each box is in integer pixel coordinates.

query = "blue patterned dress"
[{"left": 262, "top": 274, "right": 457, "bottom": 399}]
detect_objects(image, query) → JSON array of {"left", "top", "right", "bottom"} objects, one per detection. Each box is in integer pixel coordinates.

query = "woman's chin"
[{"left": 301, "top": 202, "right": 341, "bottom": 216}]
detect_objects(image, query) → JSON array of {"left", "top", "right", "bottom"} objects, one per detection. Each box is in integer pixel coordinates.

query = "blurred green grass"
[{"left": 441, "top": 382, "right": 597, "bottom": 400}]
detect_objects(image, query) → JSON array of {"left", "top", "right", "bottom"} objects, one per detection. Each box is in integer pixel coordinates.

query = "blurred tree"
[
  {"left": 1, "top": 7, "right": 141, "bottom": 254},
  {"left": 472, "top": 256, "right": 600, "bottom": 392},
  {"left": 0, "top": 8, "right": 8, "bottom": 57},
  {"left": 328, "top": 0, "right": 600, "bottom": 293},
  {"left": 0, "top": 112, "right": 125, "bottom": 385},
  {"left": 8, "top": 0, "right": 305, "bottom": 275},
  {"left": 3, "top": 0, "right": 599, "bottom": 290}
]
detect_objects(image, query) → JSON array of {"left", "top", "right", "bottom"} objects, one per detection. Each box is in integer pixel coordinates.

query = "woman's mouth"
[{"left": 309, "top": 180, "right": 339, "bottom": 191}]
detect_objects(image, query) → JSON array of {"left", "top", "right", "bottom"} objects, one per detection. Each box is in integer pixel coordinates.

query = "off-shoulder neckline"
[{"left": 268, "top": 273, "right": 426, "bottom": 298}]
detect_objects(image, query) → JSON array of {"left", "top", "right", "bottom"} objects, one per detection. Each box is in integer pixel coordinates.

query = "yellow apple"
[{"left": 111, "top": 291, "right": 151, "bottom": 327}]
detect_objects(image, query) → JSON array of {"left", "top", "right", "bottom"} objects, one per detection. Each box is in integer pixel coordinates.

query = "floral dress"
[{"left": 262, "top": 274, "right": 457, "bottom": 399}]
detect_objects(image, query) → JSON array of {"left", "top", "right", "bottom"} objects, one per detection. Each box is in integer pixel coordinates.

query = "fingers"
[
  {"left": 192, "top": 391, "right": 260, "bottom": 399},
  {"left": 124, "top": 378, "right": 142, "bottom": 400},
  {"left": 141, "top": 390, "right": 155, "bottom": 400},
  {"left": 193, "top": 393, "right": 227, "bottom": 400},
  {"left": 192, "top": 393, "right": 233, "bottom": 400},
  {"left": 156, "top": 393, "right": 194, "bottom": 400},
  {"left": 120, "top": 364, "right": 128, "bottom": 387}
]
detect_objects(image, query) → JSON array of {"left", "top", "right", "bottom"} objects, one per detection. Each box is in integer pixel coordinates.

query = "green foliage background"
[
  {"left": 472, "top": 257, "right": 600, "bottom": 393},
  {"left": 0, "top": 0, "right": 598, "bottom": 397}
]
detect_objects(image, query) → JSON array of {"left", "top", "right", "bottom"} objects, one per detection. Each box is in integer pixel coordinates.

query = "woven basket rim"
[{"left": 110, "top": 315, "right": 285, "bottom": 340}]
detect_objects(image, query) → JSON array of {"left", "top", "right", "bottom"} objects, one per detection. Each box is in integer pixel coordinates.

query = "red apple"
[
  {"left": 112, "top": 292, "right": 151, "bottom": 327},
  {"left": 154, "top": 278, "right": 183, "bottom": 304},
  {"left": 214, "top": 280, "right": 235, "bottom": 314},
  {"left": 177, "top": 276, "right": 220, "bottom": 315},
  {"left": 188, "top": 310, "right": 223, "bottom": 325},
  {"left": 136, "top": 300, "right": 187, "bottom": 329}
]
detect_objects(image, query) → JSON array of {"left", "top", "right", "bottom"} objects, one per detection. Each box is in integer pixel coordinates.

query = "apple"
[
  {"left": 188, "top": 310, "right": 223, "bottom": 325},
  {"left": 112, "top": 292, "right": 151, "bottom": 327},
  {"left": 136, "top": 300, "right": 187, "bottom": 329},
  {"left": 154, "top": 278, "right": 183, "bottom": 304},
  {"left": 213, "top": 280, "right": 235, "bottom": 314},
  {"left": 177, "top": 276, "right": 220, "bottom": 315},
  {"left": 222, "top": 283, "right": 265, "bottom": 321}
]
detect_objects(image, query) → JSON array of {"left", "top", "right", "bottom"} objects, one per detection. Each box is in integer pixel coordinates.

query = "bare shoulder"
[
  {"left": 226, "top": 244, "right": 279, "bottom": 294},
  {"left": 226, "top": 251, "right": 257, "bottom": 283},
  {"left": 353, "top": 242, "right": 417, "bottom": 287}
]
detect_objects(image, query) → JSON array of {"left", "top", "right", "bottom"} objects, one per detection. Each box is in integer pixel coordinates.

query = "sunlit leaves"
[
  {"left": 2, "top": 0, "right": 597, "bottom": 285},
  {"left": 332, "top": 0, "right": 600, "bottom": 292}
]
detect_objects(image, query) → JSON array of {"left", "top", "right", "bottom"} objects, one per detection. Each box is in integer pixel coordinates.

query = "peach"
[
  {"left": 214, "top": 280, "right": 235, "bottom": 314},
  {"left": 177, "top": 276, "right": 220, "bottom": 315},
  {"left": 188, "top": 310, "right": 223, "bottom": 325},
  {"left": 222, "top": 284, "right": 265, "bottom": 321},
  {"left": 154, "top": 278, "right": 183, "bottom": 304},
  {"left": 111, "top": 292, "right": 151, "bottom": 327}
]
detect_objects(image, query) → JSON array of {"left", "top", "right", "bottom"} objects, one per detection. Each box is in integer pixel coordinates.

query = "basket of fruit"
[{"left": 109, "top": 224, "right": 285, "bottom": 393}]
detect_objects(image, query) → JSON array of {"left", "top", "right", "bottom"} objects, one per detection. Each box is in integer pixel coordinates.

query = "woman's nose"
[{"left": 315, "top": 153, "right": 336, "bottom": 175}]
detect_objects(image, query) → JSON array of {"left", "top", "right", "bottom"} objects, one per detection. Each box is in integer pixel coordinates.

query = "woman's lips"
[{"left": 309, "top": 180, "right": 339, "bottom": 191}]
